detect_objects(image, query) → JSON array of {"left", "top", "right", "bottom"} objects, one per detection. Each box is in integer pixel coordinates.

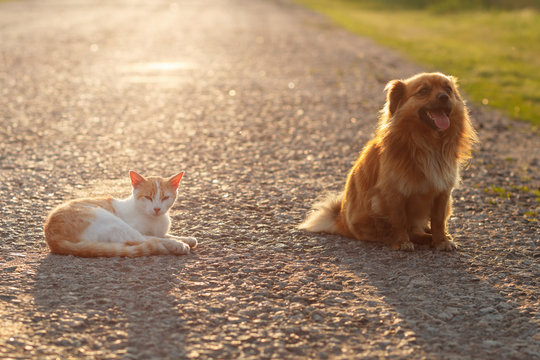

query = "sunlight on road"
[
  {"left": 120, "top": 62, "right": 196, "bottom": 86},
  {"left": 127, "top": 62, "right": 196, "bottom": 72}
]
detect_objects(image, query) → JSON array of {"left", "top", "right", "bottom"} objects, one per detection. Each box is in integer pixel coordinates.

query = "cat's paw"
[
  {"left": 181, "top": 237, "right": 197, "bottom": 249},
  {"left": 167, "top": 235, "right": 197, "bottom": 249},
  {"left": 161, "top": 238, "right": 190, "bottom": 255}
]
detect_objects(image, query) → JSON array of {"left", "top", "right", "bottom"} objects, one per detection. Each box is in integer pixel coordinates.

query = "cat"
[{"left": 43, "top": 171, "right": 198, "bottom": 257}]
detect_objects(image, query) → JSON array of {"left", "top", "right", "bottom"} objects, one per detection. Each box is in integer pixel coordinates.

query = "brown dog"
[{"left": 300, "top": 73, "right": 478, "bottom": 250}]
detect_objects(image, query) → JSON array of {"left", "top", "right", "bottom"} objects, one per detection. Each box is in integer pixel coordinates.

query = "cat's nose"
[{"left": 153, "top": 208, "right": 160, "bottom": 214}]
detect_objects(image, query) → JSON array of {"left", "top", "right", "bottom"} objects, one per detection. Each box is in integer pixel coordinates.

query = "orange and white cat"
[{"left": 44, "top": 171, "right": 197, "bottom": 257}]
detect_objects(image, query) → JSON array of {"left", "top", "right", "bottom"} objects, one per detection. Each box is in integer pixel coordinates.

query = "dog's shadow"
[
  {"left": 327, "top": 233, "right": 538, "bottom": 358},
  {"left": 31, "top": 254, "right": 192, "bottom": 358}
]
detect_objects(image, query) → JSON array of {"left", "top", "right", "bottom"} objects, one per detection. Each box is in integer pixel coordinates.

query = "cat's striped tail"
[{"left": 47, "top": 237, "right": 190, "bottom": 258}]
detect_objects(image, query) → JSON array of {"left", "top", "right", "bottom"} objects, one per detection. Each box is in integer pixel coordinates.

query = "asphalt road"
[{"left": 0, "top": 0, "right": 538, "bottom": 359}]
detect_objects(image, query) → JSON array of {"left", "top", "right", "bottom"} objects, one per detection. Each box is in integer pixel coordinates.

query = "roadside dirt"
[{"left": 0, "top": 0, "right": 538, "bottom": 359}]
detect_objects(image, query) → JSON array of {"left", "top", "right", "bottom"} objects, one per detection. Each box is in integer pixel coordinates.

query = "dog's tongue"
[{"left": 429, "top": 110, "right": 450, "bottom": 130}]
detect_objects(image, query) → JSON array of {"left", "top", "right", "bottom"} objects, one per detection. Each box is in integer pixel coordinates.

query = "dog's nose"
[{"left": 437, "top": 93, "right": 449, "bottom": 103}]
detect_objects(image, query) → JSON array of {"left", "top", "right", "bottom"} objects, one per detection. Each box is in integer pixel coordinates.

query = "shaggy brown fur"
[{"left": 300, "top": 73, "right": 478, "bottom": 251}]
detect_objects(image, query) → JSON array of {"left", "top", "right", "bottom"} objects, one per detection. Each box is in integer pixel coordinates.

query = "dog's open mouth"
[{"left": 419, "top": 107, "right": 451, "bottom": 131}]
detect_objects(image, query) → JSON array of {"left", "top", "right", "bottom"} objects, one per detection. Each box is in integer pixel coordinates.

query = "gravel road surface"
[{"left": 0, "top": 0, "right": 538, "bottom": 359}]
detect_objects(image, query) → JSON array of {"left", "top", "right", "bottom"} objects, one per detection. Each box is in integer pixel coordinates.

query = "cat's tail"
[
  {"left": 48, "top": 237, "right": 190, "bottom": 258},
  {"left": 298, "top": 193, "right": 343, "bottom": 234}
]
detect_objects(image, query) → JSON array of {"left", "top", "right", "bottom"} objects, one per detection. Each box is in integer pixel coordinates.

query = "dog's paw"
[
  {"left": 400, "top": 241, "right": 415, "bottom": 251},
  {"left": 392, "top": 241, "right": 415, "bottom": 251},
  {"left": 434, "top": 239, "right": 457, "bottom": 251}
]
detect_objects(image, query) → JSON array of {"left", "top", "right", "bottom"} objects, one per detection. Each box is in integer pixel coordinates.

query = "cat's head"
[{"left": 129, "top": 171, "right": 184, "bottom": 217}]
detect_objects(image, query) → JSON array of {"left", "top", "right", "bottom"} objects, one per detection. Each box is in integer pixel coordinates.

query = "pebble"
[{"left": 437, "top": 312, "right": 453, "bottom": 321}]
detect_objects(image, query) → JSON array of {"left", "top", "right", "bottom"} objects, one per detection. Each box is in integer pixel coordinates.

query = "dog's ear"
[
  {"left": 385, "top": 80, "right": 406, "bottom": 116},
  {"left": 447, "top": 75, "right": 463, "bottom": 100}
]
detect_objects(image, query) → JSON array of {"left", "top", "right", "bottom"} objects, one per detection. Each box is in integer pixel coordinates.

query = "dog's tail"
[{"left": 299, "top": 193, "right": 343, "bottom": 234}]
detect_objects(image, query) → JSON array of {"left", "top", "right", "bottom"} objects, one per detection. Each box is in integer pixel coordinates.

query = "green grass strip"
[{"left": 295, "top": 0, "right": 540, "bottom": 126}]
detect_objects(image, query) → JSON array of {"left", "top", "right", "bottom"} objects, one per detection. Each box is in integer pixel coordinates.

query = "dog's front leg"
[
  {"left": 430, "top": 191, "right": 456, "bottom": 251},
  {"left": 385, "top": 192, "right": 414, "bottom": 251}
]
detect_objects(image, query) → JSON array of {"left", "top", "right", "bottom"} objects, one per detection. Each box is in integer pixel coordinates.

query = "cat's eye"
[
  {"left": 161, "top": 196, "right": 170, "bottom": 201},
  {"left": 144, "top": 196, "right": 153, "bottom": 201}
]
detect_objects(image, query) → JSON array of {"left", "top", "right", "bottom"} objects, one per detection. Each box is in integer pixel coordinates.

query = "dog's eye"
[
  {"left": 444, "top": 85, "right": 453, "bottom": 94},
  {"left": 417, "top": 87, "right": 430, "bottom": 96}
]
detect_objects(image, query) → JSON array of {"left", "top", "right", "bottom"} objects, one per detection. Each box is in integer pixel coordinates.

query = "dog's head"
[{"left": 383, "top": 72, "right": 465, "bottom": 132}]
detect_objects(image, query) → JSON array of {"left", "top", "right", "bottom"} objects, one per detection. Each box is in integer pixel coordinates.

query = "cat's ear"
[
  {"left": 129, "top": 171, "right": 146, "bottom": 189},
  {"left": 168, "top": 172, "right": 184, "bottom": 189}
]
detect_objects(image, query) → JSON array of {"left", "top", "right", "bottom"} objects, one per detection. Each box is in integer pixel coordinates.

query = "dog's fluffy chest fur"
[
  {"left": 420, "top": 150, "right": 459, "bottom": 193},
  {"left": 379, "top": 137, "right": 459, "bottom": 197},
  {"left": 412, "top": 143, "right": 459, "bottom": 194}
]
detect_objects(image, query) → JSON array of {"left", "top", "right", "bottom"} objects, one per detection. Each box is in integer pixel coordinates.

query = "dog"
[{"left": 299, "top": 72, "right": 478, "bottom": 251}]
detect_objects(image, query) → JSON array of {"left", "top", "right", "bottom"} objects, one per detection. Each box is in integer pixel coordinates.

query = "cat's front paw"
[
  {"left": 167, "top": 235, "right": 198, "bottom": 249},
  {"left": 161, "top": 238, "right": 190, "bottom": 255},
  {"left": 181, "top": 237, "right": 198, "bottom": 249}
]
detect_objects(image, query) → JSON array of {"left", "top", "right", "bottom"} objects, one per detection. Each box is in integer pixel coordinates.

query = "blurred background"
[{"left": 295, "top": 0, "right": 540, "bottom": 126}]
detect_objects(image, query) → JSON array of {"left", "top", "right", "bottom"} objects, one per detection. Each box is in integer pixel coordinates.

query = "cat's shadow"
[{"left": 32, "top": 253, "right": 193, "bottom": 357}]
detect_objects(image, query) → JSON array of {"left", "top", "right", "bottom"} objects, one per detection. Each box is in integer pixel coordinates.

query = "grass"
[
  {"left": 295, "top": 0, "right": 540, "bottom": 126},
  {"left": 483, "top": 183, "right": 539, "bottom": 221},
  {"left": 484, "top": 185, "right": 511, "bottom": 199}
]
